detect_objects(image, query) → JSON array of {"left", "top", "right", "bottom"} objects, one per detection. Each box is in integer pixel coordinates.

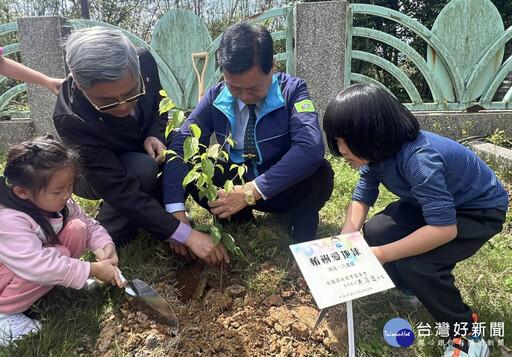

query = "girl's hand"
[
  {"left": 94, "top": 248, "right": 105, "bottom": 261},
  {"left": 371, "top": 246, "right": 387, "bottom": 265},
  {"left": 45, "top": 77, "right": 64, "bottom": 95},
  {"left": 94, "top": 244, "right": 119, "bottom": 265},
  {"left": 102, "top": 243, "right": 118, "bottom": 264},
  {"left": 89, "top": 259, "right": 123, "bottom": 287}
]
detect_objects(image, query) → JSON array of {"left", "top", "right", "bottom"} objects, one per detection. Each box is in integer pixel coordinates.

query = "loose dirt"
[{"left": 93, "top": 258, "right": 348, "bottom": 356}]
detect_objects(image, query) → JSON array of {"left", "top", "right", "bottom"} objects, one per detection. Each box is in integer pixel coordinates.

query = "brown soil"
[{"left": 93, "top": 258, "right": 348, "bottom": 356}]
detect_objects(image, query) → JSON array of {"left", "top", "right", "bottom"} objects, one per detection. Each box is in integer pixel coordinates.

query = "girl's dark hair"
[
  {"left": 323, "top": 83, "right": 420, "bottom": 163},
  {"left": 0, "top": 136, "right": 81, "bottom": 244}
]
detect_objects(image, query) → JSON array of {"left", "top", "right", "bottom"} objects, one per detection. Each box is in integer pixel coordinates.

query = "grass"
[{"left": 0, "top": 154, "right": 511, "bottom": 356}]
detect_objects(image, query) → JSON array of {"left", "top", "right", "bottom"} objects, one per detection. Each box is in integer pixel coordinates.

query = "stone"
[{"left": 145, "top": 333, "right": 160, "bottom": 349}]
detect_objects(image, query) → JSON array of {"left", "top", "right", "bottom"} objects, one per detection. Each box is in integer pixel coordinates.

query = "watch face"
[{"left": 245, "top": 192, "right": 256, "bottom": 205}]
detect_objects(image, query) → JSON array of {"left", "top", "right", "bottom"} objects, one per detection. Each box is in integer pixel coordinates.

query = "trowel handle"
[{"left": 115, "top": 267, "right": 128, "bottom": 288}]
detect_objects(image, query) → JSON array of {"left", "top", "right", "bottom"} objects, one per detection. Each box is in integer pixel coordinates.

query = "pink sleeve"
[
  {"left": 66, "top": 199, "right": 114, "bottom": 252},
  {"left": 0, "top": 210, "right": 90, "bottom": 289},
  {"left": 0, "top": 47, "right": 3, "bottom": 56}
]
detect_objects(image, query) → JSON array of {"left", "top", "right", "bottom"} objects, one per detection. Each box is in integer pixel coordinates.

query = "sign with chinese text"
[{"left": 290, "top": 232, "right": 395, "bottom": 309}]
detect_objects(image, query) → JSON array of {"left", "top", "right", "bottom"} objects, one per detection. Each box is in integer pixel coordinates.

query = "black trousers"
[
  {"left": 74, "top": 152, "right": 161, "bottom": 244},
  {"left": 363, "top": 199, "right": 505, "bottom": 336},
  {"left": 187, "top": 159, "right": 334, "bottom": 243}
]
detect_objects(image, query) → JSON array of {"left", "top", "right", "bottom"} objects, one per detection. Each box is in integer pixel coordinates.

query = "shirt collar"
[{"left": 236, "top": 98, "right": 262, "bottom": 113}]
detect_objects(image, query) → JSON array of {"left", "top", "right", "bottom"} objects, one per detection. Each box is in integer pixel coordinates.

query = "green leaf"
[
  {"left": 201, "top": 158, "right": 215, "bottom": 178},
  {"left": 158, "top": 97, "right": 175, "bottom": 114},
  {"left": 197, "top": 173, "right": 208, "bottom": 188},
  {"left": 207, "top": 144, "right": 221, "bottom": 158},
  {"left": 226, "top": 138, "right": 235, "bottom": 147},
  {"left": 210, "top": 225, "right": 222, "bottom": 245},
  {"left": 194, "top": 224, "right": 211, "bottom": 233},
  {"left": 165, "top": 122, "right": 174, "bottom": 140},
  {"left": 224, "top": 179, "right": 234, "bottom": 195},
  {"left": 183, "top": 137, "right": 199, "bottom": 161},
  {"left": 183, "top": 169, "right": 200, "bottom": 188},
  {"left": 166, "top": 156, "right": 179, "bottom": 163},
  {"left": 170, "top": 110, "right": 185, "bottom": 129},
  {"left": 215, "top": 164, "right": 225, "bottom": 174},
  {"left": 237, "top": 165, "right": 246, "bottom": 179},
  {"left": 189, "top": 124, "right": 201, "bottom": 139},
  {"left": 220, "top": 151, "right": 229, "bottom": 161},
  {"left": 206, "top": 186, "right": 218, "bottom": 203},
  {"left": 159, "top": 89, "right": 168, "bottom": 97},
  {"left": 163, "top": 149, "right": 177, "bottom": 157},
  {"left": 221, "top": 233, "right": 238, "bottom": 254},
  {"left": 229, "top": 164, "right": 239, "bottom": 171}
]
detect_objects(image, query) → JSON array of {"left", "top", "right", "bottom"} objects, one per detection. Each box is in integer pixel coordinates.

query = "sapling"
[{"left": 159, "top": 90, "right": 245, "bottom": 283}]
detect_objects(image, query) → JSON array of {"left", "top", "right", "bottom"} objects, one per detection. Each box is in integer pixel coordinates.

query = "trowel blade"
[{"left": 125, "top": 278, "right": 179, "bottom": 327}]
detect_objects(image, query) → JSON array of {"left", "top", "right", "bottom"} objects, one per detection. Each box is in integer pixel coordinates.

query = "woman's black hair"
[
  {"left": 0, "top": 136, "right": 81, "bottom": 245},
  {"left": 323, "top": 83, "right": 420, "bottom": 163}
]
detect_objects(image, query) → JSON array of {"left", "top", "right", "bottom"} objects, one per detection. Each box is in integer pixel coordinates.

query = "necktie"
[{"left": 244, "top": 104, "right": 259, "bottom": 161}]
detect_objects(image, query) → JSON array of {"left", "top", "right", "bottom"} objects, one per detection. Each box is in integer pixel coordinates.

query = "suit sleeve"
[{"left": 55, "top": 118, "right": 180, "bottom": 241}]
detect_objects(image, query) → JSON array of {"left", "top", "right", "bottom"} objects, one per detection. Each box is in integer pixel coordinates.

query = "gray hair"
[{"left": 65, "top": 26, "right": 140, "bottom": 89}]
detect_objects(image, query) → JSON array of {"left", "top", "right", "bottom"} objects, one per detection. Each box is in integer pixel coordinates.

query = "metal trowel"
[{"left": 117, "top": 268, "right": 179, "bottom": 327}]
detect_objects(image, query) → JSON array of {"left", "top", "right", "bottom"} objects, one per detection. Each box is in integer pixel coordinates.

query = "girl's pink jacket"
[{"left": 0, "top": 199, "right": 113, "bottom": 289}]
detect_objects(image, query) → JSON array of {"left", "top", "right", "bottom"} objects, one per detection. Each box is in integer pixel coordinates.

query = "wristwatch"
[{"left": 244, "top": 183, "right": 256, "bottom": 206}]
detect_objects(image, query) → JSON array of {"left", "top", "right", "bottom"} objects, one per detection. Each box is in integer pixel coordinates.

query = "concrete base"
[
  {"left": 468, "top": 141, "right": 512, "bottom": 181},
  {"left": 415, "top": 111, "right": 512, "bottom": 141},
  {"left": 0, "top": 119, "right": 35, "bottom": 151}
]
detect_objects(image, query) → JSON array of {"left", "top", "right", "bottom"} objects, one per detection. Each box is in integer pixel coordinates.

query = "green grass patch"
[{"left": 0, "top": 153, "right": 511, "bottom": 356}]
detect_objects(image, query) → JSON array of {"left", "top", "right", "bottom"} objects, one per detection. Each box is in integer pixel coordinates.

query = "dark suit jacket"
[{"left": 53, "top": 48, "right": 180, "bottom": 240}]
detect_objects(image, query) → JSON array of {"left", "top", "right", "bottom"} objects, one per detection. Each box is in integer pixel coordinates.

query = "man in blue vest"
[{"left": 163, "top": 22, "right": 333, "bottom": 255}]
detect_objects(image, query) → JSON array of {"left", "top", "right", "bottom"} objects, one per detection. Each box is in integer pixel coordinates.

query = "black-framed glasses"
[{"left": 82, "top": 74, "right": 146, "bottom": 111}]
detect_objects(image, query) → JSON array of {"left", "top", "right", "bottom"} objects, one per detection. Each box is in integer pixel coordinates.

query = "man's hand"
[
  {"left": 143, "top": 136, "right": 167, "bottom": 164},
  {"left": 210, "top": 184, "right": 258, "bottom": 218},
  {"left": 184, "top": 229, "right": 230, "bottom": 266}
]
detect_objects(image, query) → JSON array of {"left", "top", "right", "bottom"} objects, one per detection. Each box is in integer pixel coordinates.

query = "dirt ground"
[{"left": 93, "top": 258, "right": 348, "bottom": 356}]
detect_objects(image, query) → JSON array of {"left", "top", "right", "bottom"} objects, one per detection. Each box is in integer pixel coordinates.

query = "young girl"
[
  {"left": 323, "top": 83, "right": 508, "bottom": 357},
  {"left": 0, "top": 136, "right": 122, "bottom": 346},
  {"left": 0, "top": 46, "right": 62, "bottom": 95}
]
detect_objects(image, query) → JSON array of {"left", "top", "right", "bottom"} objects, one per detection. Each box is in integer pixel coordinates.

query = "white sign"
[{"left": 290, "top": 232, "right": 395, "bottom": 309}]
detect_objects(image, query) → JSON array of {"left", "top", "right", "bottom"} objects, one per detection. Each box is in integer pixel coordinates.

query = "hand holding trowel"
[{"left": 116, "top": 268, "right": 179, "bottom": 327}]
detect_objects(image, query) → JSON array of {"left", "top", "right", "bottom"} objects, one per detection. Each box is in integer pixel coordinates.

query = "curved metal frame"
[
  {"left": 348, "top": 3, "right": 512, "bottom": 110},
  {"left": 0, "top": 22, "right": 26, "bottom": 115},
  {"left": 0, "top": 84, "right": 27, "bottom": 111},
  {"left": 352, "top": 27, "right": 444, "bottom": 103}
]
